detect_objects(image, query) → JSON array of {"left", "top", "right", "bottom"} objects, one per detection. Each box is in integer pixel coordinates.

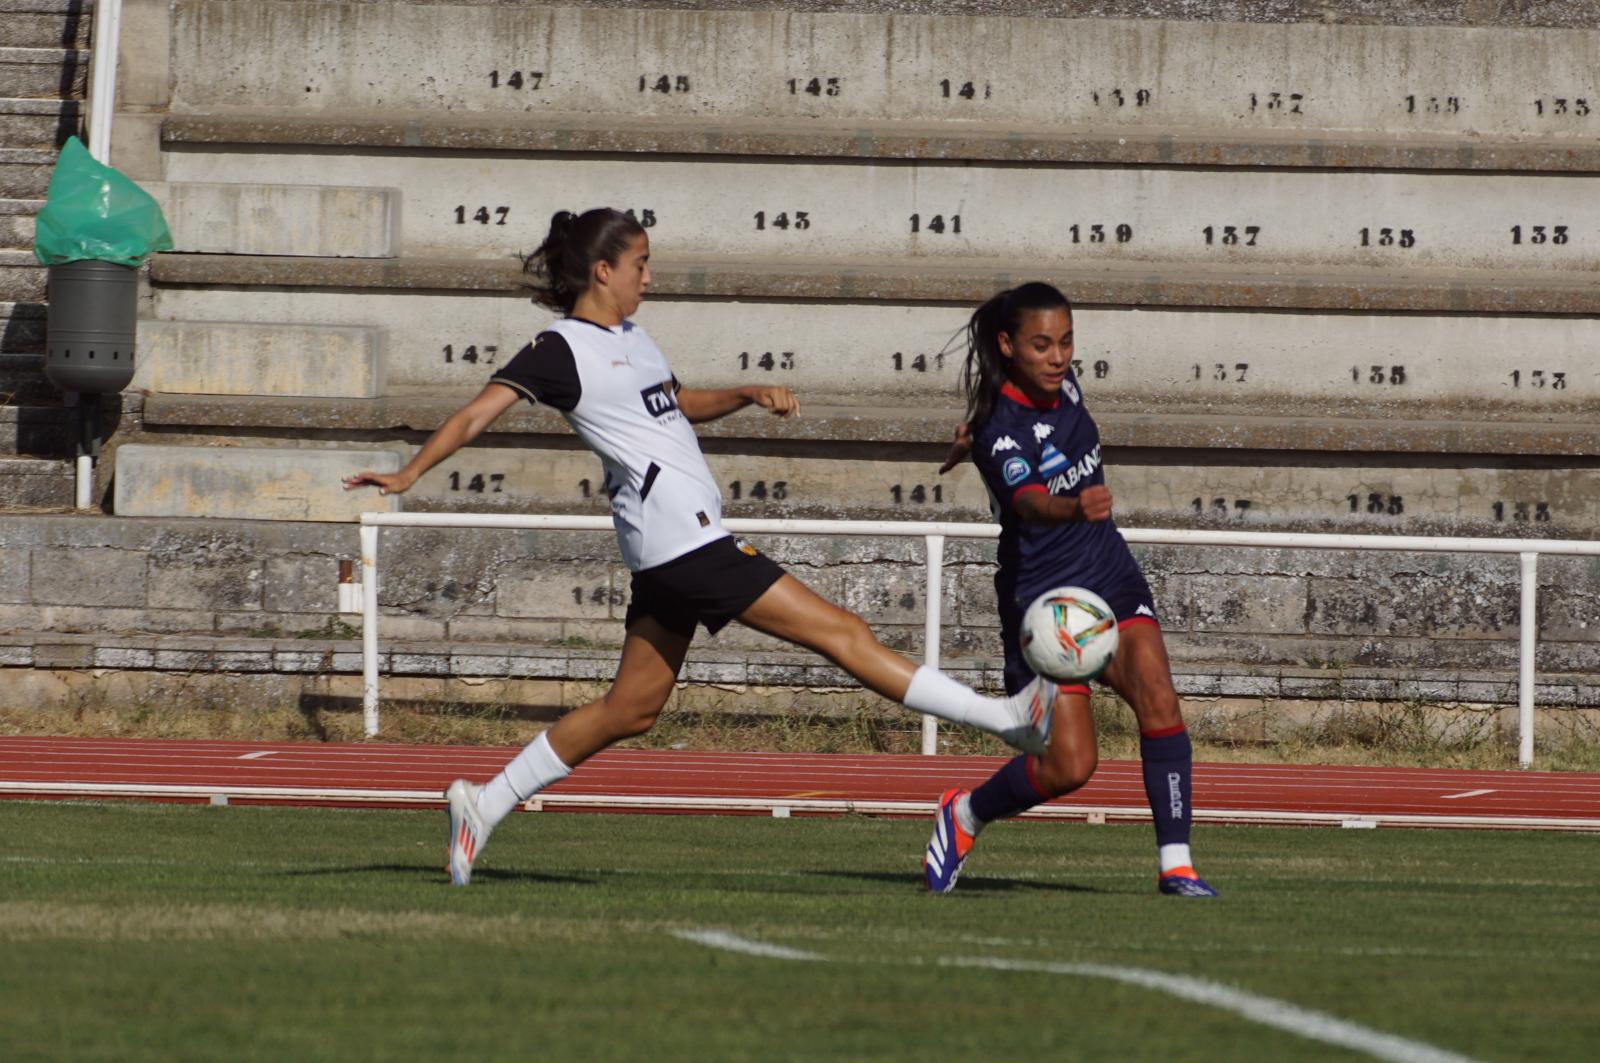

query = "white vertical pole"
[
  {"left": 86, "top": 0, "right": 123, "bottom": 164},
  {"left": 361, "top": 524, "right": 381, "bottom": 737},
  {"left": 921, "top": 534, "right": 946, "bottom": 756},
  {"left": 77, "top": 1, "right": 124, "bottom": 511},
  {"left": 1518, "top": 551, "right": 1538, "bottom": 768}
]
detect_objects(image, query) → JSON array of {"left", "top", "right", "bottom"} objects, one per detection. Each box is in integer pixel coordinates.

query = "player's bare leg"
[
  {"left": 1100, "top": 622, "right": 1216, "bottom": 896},
  {"left": 545, "top": 617, "right": 692, "bottom": 765},
  {"left": 446, "top": 617, "right": 690, "bottom": 885},
  {"left": 736, "top": 574, "right": 1055, "bottom": 753}
]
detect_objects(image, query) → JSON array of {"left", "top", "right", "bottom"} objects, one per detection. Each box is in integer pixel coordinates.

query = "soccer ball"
[{"left": 1019, "top": 587, "right": 1119, "bottom": 681}]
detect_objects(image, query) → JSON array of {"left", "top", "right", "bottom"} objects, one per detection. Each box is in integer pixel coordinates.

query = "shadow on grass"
[
  {"left": 806, "top": 869, "right": 1100, "bottom": 894},
  {"left": 280, "top": 863, "right": 598, "bottom": 886}
]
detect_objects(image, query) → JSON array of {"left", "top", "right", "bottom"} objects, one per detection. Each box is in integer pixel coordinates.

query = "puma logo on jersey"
[
  {"left": 1033, "top": 423, "right": 1053, "bottom": 443},
  {"left": 639, "top": 381, "right": 680, "bottom": 420},
  {"left": 990, "top": 436, "right": 1020, "bottom": 456}
]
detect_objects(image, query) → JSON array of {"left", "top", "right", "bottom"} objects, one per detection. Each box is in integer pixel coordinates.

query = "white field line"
[
  {"left": 676, "top": 929, "right": 1483, "bottom": 1063},
  {"left": 1440, "top": 790, "right": 1495, "bottom": 800},
  {"left": 673, "top": 928, "right": 823, "bottom": 961}
]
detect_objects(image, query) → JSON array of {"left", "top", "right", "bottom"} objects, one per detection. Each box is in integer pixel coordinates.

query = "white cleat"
[
  {"left": 999, "top": 676, "right": 1057, "bottom": 756},
  {"left": 444, "top": 779, "right": 487, "bottom": 887}
]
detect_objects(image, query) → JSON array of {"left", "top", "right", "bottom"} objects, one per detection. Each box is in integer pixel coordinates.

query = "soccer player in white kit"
[{"left": 344, "top": 208, "right": 1058, "bottom": 885}]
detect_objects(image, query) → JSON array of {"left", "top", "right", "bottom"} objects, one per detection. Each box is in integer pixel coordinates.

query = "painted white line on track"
[
  {"left": 237, "top": 752, "right": 276, "bottom": 761},
  {"left": 676, "top": 929, "right": 1482, "bottom": 1063},
  {"left": 1440, "top": 790, "right": 1495, "bottom": 800}
]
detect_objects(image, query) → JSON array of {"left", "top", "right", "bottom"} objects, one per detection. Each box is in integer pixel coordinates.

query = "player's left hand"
[
  {"left": 938, "top": 422, "right": 972, "bottom": 474},
  {"left": 745, "top": 386, "right": 800, "bottom": 417}
]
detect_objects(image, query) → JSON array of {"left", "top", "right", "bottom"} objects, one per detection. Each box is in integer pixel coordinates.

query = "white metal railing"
[{"left": 359, "top": 513, "right": 1600, "bottom": 766}]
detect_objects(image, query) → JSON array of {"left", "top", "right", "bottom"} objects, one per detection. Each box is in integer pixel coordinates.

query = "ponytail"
[
  {"left": 958, "top": 282, "right": 1073, "bottom": 430},
  {"left": 520, "top": 208, "right": 647, "bottom": 314}
]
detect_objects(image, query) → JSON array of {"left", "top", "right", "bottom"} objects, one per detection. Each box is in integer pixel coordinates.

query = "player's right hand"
[
  {"left": 1077, "top": 484, "right": 1113, "bottom": 521},
  {"left": 343, "top": 470, "right": 413, "bottom": 496}
]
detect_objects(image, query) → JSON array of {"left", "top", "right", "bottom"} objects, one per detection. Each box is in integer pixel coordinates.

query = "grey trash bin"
[{"left": 45, "top": 259, "right": 138, "bottom": 394}]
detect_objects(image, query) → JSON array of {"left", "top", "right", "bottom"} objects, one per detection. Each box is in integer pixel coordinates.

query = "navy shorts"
[
  {"left": 625, "top": 535, "right": 785, "bottom": 638},
  {"left": 998, "top": 568, "right": 1160, "bottom": 696}
]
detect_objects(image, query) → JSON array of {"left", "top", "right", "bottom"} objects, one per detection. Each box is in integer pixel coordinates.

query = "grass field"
[{"left": 2, "top": 801, "right": 1597, "bottom": 1062}]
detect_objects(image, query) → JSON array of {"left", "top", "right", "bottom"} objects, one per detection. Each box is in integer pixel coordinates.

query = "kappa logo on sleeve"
[
  {"left": 989, "top": 435, "right": 1020, "bottom": 456},
  {"left": 1002, "top": 456, "right": 1032, "bottom": 486},
  {"left": 639, "top": 380, "right": 680, "bottom": 420}
]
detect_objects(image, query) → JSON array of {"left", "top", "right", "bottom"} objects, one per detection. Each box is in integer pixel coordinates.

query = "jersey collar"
[
  {"left": 1000, "top": 380, "right": 1061, "bottom": 410},
  {"left": 569, "top": 315, "right": 620, "bottom": 333}
]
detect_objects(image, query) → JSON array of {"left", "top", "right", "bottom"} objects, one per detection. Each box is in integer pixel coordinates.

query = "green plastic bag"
[{"left": 32, "top": 136, "right": 173, "bottom": 267}]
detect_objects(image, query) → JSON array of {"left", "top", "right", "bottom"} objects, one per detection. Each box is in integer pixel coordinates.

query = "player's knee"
[
  {"left": 1034, "top": 744, "right": 1097, "bottom": 797},
  {"left": 601, "top": 689, "right": 670, "bottom": 738},
  {"left": 1137, "top": 687, "right": 1183, "bottom": 731},
  {"left": 812, "top": 608, "right": 876, "bottom": 659}
]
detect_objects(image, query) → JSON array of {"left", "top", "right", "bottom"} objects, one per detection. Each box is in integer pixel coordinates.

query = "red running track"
[{"left": 1, "top": 736, "right": 1598, "bottom": 830}]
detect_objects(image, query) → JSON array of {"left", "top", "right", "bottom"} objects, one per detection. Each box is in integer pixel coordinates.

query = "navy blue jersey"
[{"left": 972, "top": 376, "right": 1145, "bottom": 615}]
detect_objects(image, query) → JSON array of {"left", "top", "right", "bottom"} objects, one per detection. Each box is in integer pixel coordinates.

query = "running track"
[{"left": 2, "top": 737, "right": 1598, "bottom": 830}]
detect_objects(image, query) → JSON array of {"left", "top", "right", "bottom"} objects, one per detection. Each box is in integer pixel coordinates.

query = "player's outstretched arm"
[
  {"left": 676, "top": 385, "right": 799, "bottom": 423},
  {"left": 343, "top": 383, "right": 520, "bottom": 495}
]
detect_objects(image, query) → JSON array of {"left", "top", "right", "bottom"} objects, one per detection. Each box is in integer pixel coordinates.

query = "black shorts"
[{"left": 624, "top": 535, "right": 786, "bottom": 638}]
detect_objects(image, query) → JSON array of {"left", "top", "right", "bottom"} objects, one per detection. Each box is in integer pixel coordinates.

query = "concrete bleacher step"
[
  {"left": 0, "top": 299, "right": 43, "bottom": 352},
  {"left": 0, "top": 401, "right": 69, "bottom": 455},
  {"left": 0, "top": 454, "right": 71, "bottom": 509},
  {"left": 158, "top": 145, "right": 1600, "bottom": 276},
  {"left": 135, "top": 320, "right": 385, "bottom": 398},
  {"left": 112, "top": 443, "right": 403, "bottom": 522},
  {"left": 0, "top": 250, "right": 45, "bottom": 302},
  {"left": 146, "top": 181, "right": 401, "bottom": 258},
  {"left": 0, "top": 1, "right": 93, "bottom": 50},
  {"left": 0, "top": 98, "right": 78, "bottom": 149},
  {"left": 168, "top": 2, "right": 1600, "bottom": 147},
  {"left": 149, "top": 251, "right": 1600, "bottom": 319},
  {"left": 0, "top": 46, "right": 86, "bottom": 100},
  {"left": 0, "top": 198, "right": 39, "bottom": 248},
  {"left": 162, "top": 109, "right": 1600, "bottom": 176},
  {"left": 149, "top": 281, "right": 1600, "bottom": 420},
  {"left": 129, "top": 392, "right": 1600, "bottom": 534},
  {"left": 0, "top": 147, "right": 53, "bottom": 199}
]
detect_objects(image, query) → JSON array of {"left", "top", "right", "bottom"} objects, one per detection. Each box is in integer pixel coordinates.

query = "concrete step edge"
[
  {"left": 160, "top": 110, "right": 1600, "bottom": 174},
  {"left": 0, "top": 96, "right": 80, "bottom": 114},
  {"left": 0, "top": 46, "right": 87, "bottom": 62},
  {"left": 149, "top": 251, "right": 1600, "bottom": 316},
  {"left": 136, "top": 391, "right": 1600, "bottom": 457}
]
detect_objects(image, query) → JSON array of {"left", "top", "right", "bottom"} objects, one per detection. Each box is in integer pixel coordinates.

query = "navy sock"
[
  {"left": 968, "top": 755, "right": 1045, "bottom": 824},
  {"left": 1140, "top": 727, "right": 1193, "bottom": 848}
]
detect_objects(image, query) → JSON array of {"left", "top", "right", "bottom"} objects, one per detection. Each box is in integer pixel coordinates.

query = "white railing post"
[
  {"left": 921, "top": 534, "right": 946, "bottom": 756},
  {"left": 86, "top": 0, "right": 123, "bottom": 164},
  {"left": 361, "top": 524, "right": 381, "bottom": 737},
  {"left": 1518, "top": 552, "right": 1538, "bottom": 768}
]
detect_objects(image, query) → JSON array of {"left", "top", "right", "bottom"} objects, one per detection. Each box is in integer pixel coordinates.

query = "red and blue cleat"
[
  {"left": 1158, "top": 867, "right": 1219, "bottom": 897},
  {"left": 923, "top": 787, "right": 977, "bottom": 894}
]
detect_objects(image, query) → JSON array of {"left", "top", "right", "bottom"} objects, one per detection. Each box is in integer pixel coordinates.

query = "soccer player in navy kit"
[
  {"left": 921, "top": 282, "right": 1217, "bottom": 897},
  {"left": 344, "top": 209, "right": 1058, "bottom": 885}
]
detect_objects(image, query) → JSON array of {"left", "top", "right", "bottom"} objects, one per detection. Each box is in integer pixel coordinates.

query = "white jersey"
[{"left": 491, "top": 317, "right": 727, "bottom": 570}]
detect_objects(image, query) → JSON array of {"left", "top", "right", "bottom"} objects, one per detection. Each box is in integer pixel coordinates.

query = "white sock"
[
  {"left": 903, "top": 666, "right": 1021, "bottom": 737},
  {"left": 954, "top": 792, "right": 985, "bottom": 837},
  {"left": 477, "top": 731, "right": 572, "bottom": 828},
  {"left": 1159, "top": 843, "right": 1194, "bottom": 875}
]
